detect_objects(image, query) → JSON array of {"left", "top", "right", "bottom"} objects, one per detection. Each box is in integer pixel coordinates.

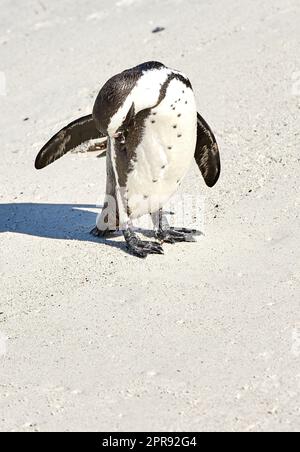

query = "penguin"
[{"left": 35, "top": 61, "right": 220, "bottom": 258}]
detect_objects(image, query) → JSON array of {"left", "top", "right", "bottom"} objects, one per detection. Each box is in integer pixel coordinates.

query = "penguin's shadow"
[{"left": 0, "top": 203, "right": 128, "bottom": 254}]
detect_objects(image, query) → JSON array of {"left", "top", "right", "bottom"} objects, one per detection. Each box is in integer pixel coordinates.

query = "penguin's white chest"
[{"left": 126, "top": 79, "right": 197, "bottom": 218}]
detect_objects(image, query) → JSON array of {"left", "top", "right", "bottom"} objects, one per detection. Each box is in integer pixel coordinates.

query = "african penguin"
[{"left": 35, "top": 61, "right": 221, "bottom": 258}]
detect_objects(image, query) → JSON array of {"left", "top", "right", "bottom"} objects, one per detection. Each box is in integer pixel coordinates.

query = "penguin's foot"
[
  {"left": 90, "top": 226, "right": 116, "bottom": 238},
  {"left": 170, "top": 227, "right": 202, "bottom": 236},
  {"left": 123, "top": 230, "right": 164, "bottom": 258},
  {"left": 156, "top": 227, "right": 201, "bottom": 244}
]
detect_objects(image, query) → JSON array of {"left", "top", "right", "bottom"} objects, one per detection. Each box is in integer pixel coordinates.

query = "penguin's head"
[
  {"left": 93, "top": 70, "right": 139, "bottom": 137},
  {"left": 92, "top": 61, "right": 165, "bottom": 138}
]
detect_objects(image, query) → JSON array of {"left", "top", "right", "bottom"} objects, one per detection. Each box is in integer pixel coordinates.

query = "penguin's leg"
[
  {"left": 94, "top": 138, "right": 163, "bottom": 257},
  {"left": 120, "top": 198, "right": 164, "bottom": 258},
  {"left": 152, "top": 209, "right": 202, "bottom": 244},
  {"left": 113, "top": 147, "right": 164, "bottom": 257},
  {"left": 91, "top": 147, "right": 119, "bottom": 237},
  {"left": 119, "top": 196, "right": 164, "bottom": 258}
]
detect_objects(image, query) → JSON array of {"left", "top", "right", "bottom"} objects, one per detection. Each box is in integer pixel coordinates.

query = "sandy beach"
[{"left": 0, "top": 0, "right": 300, "bottom": 432}]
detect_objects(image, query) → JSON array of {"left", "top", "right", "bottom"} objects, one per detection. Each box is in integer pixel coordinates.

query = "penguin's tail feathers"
[{"left": 35, "top": 114, "right": 105, "bottom": 169}]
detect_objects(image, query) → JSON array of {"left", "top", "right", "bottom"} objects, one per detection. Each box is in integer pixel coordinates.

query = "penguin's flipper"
[
  {"left": 35, "top": 115, "right": 104, "bottom": 169},
  {"left": 195, "top": 113, "right": 220, "bottom": 187}
]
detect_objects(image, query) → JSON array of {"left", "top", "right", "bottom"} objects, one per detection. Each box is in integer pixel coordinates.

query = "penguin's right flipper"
[
  {"left": 35, "top": 114, "right": 104, "bottom": 169},
  {"left": 195, "top": 113, "right": 221, "bottom": 187}
]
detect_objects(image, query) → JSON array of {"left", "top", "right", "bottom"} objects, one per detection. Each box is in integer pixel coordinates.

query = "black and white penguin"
[{"left": 35, "top": 61, "right": 220, "bottom": 257}]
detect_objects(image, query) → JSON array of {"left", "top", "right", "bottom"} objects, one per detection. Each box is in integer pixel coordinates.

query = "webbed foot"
[
  {"left": 124, "top": 230, "right": 164, "bottom": 258},
  {"left": 156, "top": 227, "right": 202, "bottom": 244},
  {"left": 90, "top": 226, "right": 116, "bottom": 238}
]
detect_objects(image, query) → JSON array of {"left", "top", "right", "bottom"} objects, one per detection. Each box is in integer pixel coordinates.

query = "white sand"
[{"left": 0, "top": 0, "right": 300, "bottom": 432}]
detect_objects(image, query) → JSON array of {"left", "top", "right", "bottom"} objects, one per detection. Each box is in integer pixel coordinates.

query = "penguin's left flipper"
[
  {"left": 195, "top": 113, "right": 221, "bottom": 187},
  {"left": 35, "top": 114, "right": 104, "bottom": 169}
]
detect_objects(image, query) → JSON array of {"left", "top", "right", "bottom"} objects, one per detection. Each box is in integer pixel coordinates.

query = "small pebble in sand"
[{"left": 152, "top": 27, "right": 165, "bottom": 34}]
